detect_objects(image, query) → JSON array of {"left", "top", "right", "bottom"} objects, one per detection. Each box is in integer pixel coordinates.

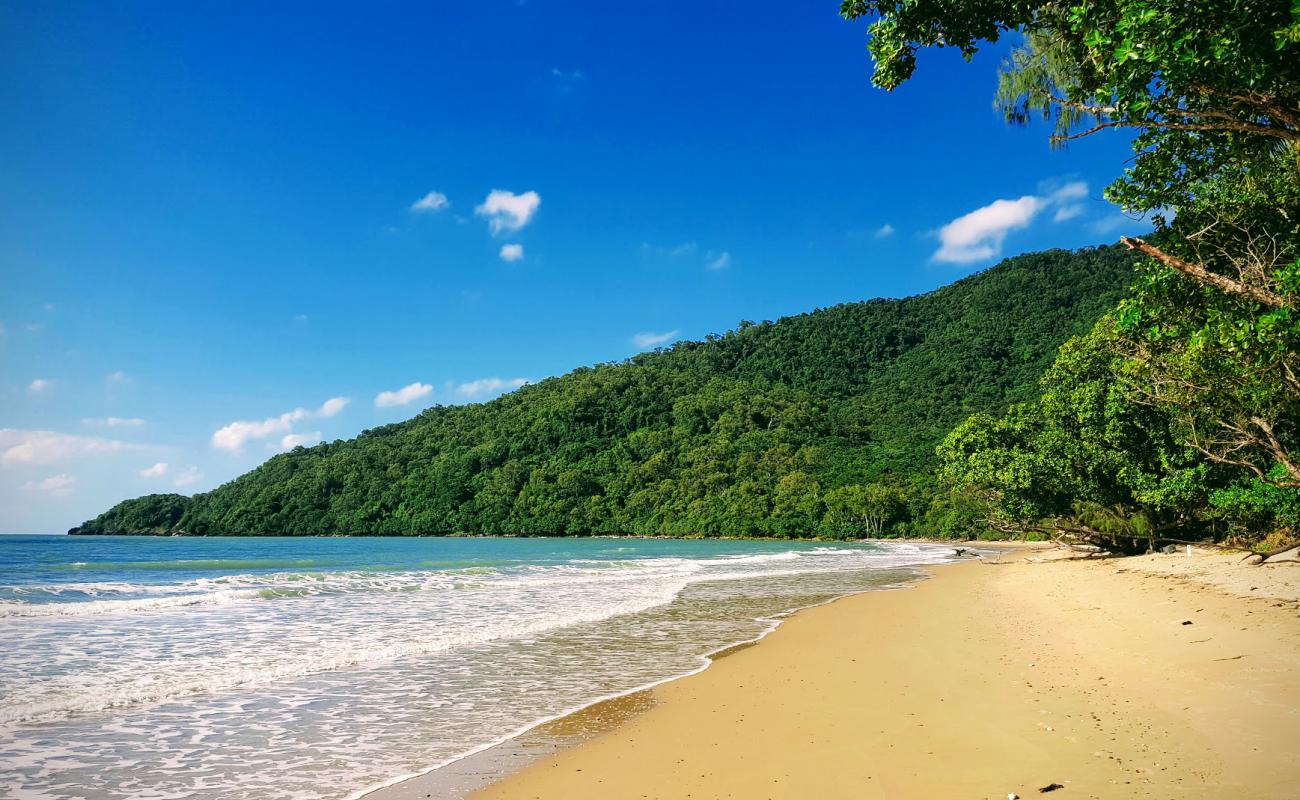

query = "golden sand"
[{"left": 465, "top": 547, "right": 1300, "bottom": 800}]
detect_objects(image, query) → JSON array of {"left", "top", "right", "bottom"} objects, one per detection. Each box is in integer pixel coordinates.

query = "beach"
[{"left": 403, "top": 545, "right": 1300, "bottom": 800}]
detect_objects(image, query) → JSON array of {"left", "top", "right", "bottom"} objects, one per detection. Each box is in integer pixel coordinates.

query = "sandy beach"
[{"left": 389, "top": 545, "right": 1300, "bottom": 800}]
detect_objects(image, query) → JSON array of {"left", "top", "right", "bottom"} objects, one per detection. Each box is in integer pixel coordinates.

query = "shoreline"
[
  {"left": 442, "top": 545, "right": 1300, "bottom": 799},
  {"left": 362, "top": 542, "right": 1031, "bottom": 800},
  {"left": 355, "top": 563, "right": 958, "bottom": 799}
]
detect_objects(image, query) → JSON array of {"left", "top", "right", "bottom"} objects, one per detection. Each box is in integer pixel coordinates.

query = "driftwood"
[{"left": 1240, "top": 542, "right": 1300, "bottom": 565}]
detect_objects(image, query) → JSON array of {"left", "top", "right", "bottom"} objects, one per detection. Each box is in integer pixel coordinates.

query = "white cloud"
[
  {"left": 456, "top": 377, "right": 530, "bottom": 399},
  {"left": 280, "top": 432, "right": 322, "bottom": 450},
  {"left": 1053, "top": 205, "right": 1084, "bottom": 222},
  {"left": 318, "top": 397, "right": 350, "bottom": 417},
  {"left": 934, "top": 196, "right": 1042, "bottom": 264},
  {"left": 173, "top": 465, "right": 204, "bottom": 487},
  {"left": 0, "top": 429, "right": 134, "bottom": 466},
  {"left": 28, "top": 378, "right": 50, "bottom": 393},
  {"left": 874, "top": 223, "right": 896, "bottom": 238},
  {"left": 499, "top": 243, "right": 525, "bottom": 262},
  {"left": 632, "top": 330, "right": 679, "bottom": 348},
  {"left": 706, "top": 251, "right": 731, "bottom": 270},
  {"left": 933, "top": 181, "right": 1091, "bottom": 264},
  {"left": 1047, "top": 181, "right": 1089, "bottom": 203},
  {"left": 411, "top": 191, "right": 450, "bottom": 213},
  {"left": 375, "top": 382, "right": 433, "bottom": 408},
  {"left": 83, "top": 416, "right": 145, "bottom": 428},
  {"left": 211, "top": 397, "right": 350, "bottom": 453},
  {"left": 139, "top": 462, "right": 169, "bottom": 478},
  {"left": 475, "top": 189, "right": 540, "bottom": 234},
  {"left": 20, "top": 473, "right": 76, "bottom": 496},
  {"left": 107, "top": 370, "right": 128, "bottom": 383}
]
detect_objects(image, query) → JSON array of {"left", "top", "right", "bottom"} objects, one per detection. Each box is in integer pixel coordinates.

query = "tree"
[
  {"left": 847, "top": 0, "right": 1300, "bottom": 544},
  {"left": 840, "top": 0, "right": 1298, "bottom": 314},
  {"left": 938, "top": 321, "right": 1215, "bottom": 550}
]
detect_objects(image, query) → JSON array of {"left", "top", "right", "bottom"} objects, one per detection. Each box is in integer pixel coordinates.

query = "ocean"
[{"left": 0, "top": 534, "right": 958, "bottom": 799}]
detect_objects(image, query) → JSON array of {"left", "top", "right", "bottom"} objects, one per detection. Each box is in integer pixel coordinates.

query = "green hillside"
[{"left": 72, "top": 245, "right": 1137, "bottom": 537}]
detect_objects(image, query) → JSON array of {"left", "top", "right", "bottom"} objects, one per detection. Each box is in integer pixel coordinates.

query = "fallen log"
[{"left": 1241, "top": 542, "right": 1300, "bottom": 565}]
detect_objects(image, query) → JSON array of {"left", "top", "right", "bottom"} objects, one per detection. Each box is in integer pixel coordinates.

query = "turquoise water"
[{"left": 0, "top": 535, "right": 956, "bottom": 799}]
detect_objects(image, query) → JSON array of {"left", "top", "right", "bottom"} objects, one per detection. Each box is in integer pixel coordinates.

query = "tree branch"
[
  {"left": 1120, "top": 237, "right": 1293, "bottom": 309},
  {"left": 1053, "top": 116, "right": 1300, "bottom": 142}
]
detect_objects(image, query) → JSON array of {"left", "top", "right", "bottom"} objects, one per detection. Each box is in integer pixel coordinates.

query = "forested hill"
[{"left": 73, "top": 245, "right": 1138, "bottom": 537}]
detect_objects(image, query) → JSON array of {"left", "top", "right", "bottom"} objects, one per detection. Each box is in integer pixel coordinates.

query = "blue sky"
[{"left": 0, "top": 1, "right": 1151, "bottom": 532}]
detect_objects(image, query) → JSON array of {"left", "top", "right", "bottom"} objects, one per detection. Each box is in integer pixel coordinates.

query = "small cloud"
[
  {"left": 82, "top": 417, "right": 146, "bottom": 428},
  {"left": 1053, "top": 205, "right": 1084, "bottom": 222},
  {"left": 933, "top": 180, "right": 1091, "bottom": 264},
  {"left": 874, "top": 223, "right": 896, "bottom": 239},
  {"left": 293, "top": 313, "right": 309, "bottom": 323},
  {"left": 705, "top": 251, "right": 731, "bottom": 271},
  {"left": 211, "top": 397, "right": 350, "bottom": 452},
  {"left": 318, "top": 397, "right": 350, "bottom": 417},
  {"left": 375, "top": 382, "right": 433, "bottom": 408},
  {"left": 934, "top": 196, "right": 1042, "bottom": 264},
  {"left": 173, "top": 465, "right": 204, "bottom": 487},
  {"left": 475, "top": 189, "right": 541, "bottom": 234},
  {"left": 280, "top": 432, "right": 322, "bottom": 450},
  {"left": 25, "top": 323, "right": 44, "bottom": 333},
  {"left": 1046, "top": 181, "right": 1089, "bottom": 203},
  {"left": 20, "top": 473, "right": 76, "bottom": 496},
  {"left": 455, "top": 377, "right": 530, "bottom": 400},
  {"left": 550, "top": 67, "right": 584, "bottom": 80},
  {"left": 42, "top": 303, "right": 56, "bottom": 312},
  {"left": 499, "top": 243, "right": 525, "bottom": 262},
  {"left": 28, "top": 379, "right": 50, "bottom": 393},
  {"left": 139, "top": 462, "right": 169, "bottom": 478},
  {"left": 411, "top": 191, "right": 450, "bottom": 214},
  {"left": 632, "top": 330, "right": 679, "bottom": 349},
  {"left": 0, "top": 429, "right": 136, "bottom": 465},
  {"left": 106, "top": 370, "right": 129, "bottom": 383}
]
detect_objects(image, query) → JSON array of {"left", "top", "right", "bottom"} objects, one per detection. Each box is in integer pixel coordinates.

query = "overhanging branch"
[{"left": 1120, "top": 237, "right": 1293, "bottom": 309}]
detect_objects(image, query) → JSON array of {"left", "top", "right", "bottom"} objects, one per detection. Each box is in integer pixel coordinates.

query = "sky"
[{"left": 0, "top": 1, "right": 1153, "bottom": 532}]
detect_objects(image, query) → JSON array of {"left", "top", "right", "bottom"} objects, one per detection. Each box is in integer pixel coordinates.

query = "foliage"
[
  {"left": 75, "top": 494, "right": 192, "bottom": 535},
  {"left": 1115, "top": 151, "right": 1300, "bottom": 490},
  {"left": 72, "top": 247, "right": 1138, "bottom": 537},
  {"left": 938, "top": 319, "right": 1221, "bottom": 547},
  {"left": 846, "top": 0, "right": 1300, "bottom": 544}
]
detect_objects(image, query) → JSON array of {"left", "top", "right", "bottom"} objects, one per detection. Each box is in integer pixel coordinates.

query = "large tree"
[{"left": 843, "top": 0, "right": 1300, "bottom": 535}]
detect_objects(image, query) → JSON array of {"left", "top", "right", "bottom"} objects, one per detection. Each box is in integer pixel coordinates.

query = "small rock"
[
  {"left": 1039, "top": 783, "right": 1065, "bottom": 793},
  {"left": 1181, "top": 620, "right": 1193, "bottom": 625}
]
